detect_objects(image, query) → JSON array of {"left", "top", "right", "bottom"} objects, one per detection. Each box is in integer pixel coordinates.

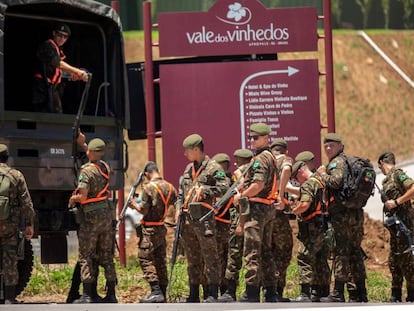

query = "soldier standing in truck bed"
[{"left": 0, "top": 144, "right": 35, "bottom": 304}]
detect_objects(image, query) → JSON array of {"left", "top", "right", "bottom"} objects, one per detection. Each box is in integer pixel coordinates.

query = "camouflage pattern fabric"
[
  {"left": 215, "top": 220, "right": 230, "bottom": 288},
  {"left": 77, "top": 161, "right": 116, "bottom": 283},
  {"left": 138, "top": 177, "right": 177, "bottom": 288},
  {"left": 0, "top": 163, "right": 34, "bottom": 286},
  {"left": 177, "top": 156, "right": 228, "bottom": 286},
  {"left": 224, "top": 206, "right": 244, "bottom": 282},
  {"left": 382, "top": 167, "right": 414, "bottom": 289}
]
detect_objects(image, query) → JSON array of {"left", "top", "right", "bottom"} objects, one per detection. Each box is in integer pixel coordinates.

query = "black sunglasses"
[{"left": 248, "top": 135, "right": 261, "bottom": 141}]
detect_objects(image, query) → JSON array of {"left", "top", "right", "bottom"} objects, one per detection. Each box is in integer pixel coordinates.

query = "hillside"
[{"left": 124, "top": 30, "right": 414, "bottom": 173}]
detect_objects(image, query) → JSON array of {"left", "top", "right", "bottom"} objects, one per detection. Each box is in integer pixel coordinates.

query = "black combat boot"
[
  {"left": 160, "top": 284, "right": 167, "bottom": 300},
  {"left": 4, "top": 286, "right": 18, "bottom": 304},
  {"left": 102, "top": 280, "right": 118, "bottom": 303},
  {"left": 239, "top": 285, "right": 260, "bottom": 302},
  {"left": 276, "top": 285, "right": 291, "bottom": 302},
  {"left": 66, "top": 262, "right": 82, "bottom": 303},
  {"left": 202, "top": 284, "right": 209, "bottom": 300},
  {"left": 140, "top": 282, "right": 165, "bottom": 303},
  {"left": 320, "top": 284, "right": 330, "bottom": 298},
  {"left": 311, "top": 285, "right": 321, "bottom": 302},
  {"left": 356, "top": 281, "right": 368, "bottom": 302},
  {"left": 91, "top": 281, "right": 103, "bottom": 303},
  {"left": 74, "top": 282, "right": 94, "bottom": 303},
  {"left": 389, "top": 288, "right": 402, "bottom": 302},
  {"left": 182, "top": 284, "right": 200, "bottom": 303},
  {"left": 348, "top": 288, "right": 358, "bottom": 302},
  {"left": 295, "top": 284, "right": 312, "bottom": 302},
  {"left": 217, "top": 279, "right": 237, "bottom": 302},
  {"left": 66, "top": 289, "right": 81, "bottom": 303},
  {"left": 320, "top": 280, "right": 345, "bottom": 302},
  {"left": 406, "top": 287, "right": 414, "bottom": 302},
  {"left": 203, "top": 284, "right": 219, "bottom": 302}
]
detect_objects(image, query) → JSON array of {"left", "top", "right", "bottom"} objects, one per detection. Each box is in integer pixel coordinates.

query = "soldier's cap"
[
  {"left": 144, "top": 161, "right": 158, "bottom": 173},
  {"left": 271, "top": 138, "right": 288, "bottom": 149},
  {"left": 0, "top": 144, "right": 8, "bottom": 155},
  {"left": 212, "top": 153, "right": 230, "bottom": 163},
  {"left": 291, "top": 161, "right": 306, "bottom": 178},
  {"left": 250, "top": 123, "right": 270, "bottom": 135},
  {"left": 323, "top": 133, "right": 342, "bottom": 144},
  {"left": 295, "top": 151, "right": 315, "bottom": 162},
  {"left": 378, "top": 151, "right": 394, "bottom": 164},
  {"left": 54, "top": 23, "right": 71, "bottom": 36},
  {"left": 182, "top": 134, "right": 203, "bottom": 149},
  {"left": 87, "top": 138, "right": 106, "bottom": 152},
  {"left": 233, "top": 148, "right": 253, "bottom": 159}
]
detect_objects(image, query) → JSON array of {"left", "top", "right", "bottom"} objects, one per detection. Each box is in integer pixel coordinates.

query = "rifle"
[
  {"left": 375, "top": 182, "right": 414, "bottom": 255},
  {"left": 167, "top": 194, "right": 184, "bottom": 299},
  {"left": 72, "top": 73, "right": 92, "bottom": 176},
  {"left": 198, "top": 160, "right": 254, "bottom": 223},
  {"left": 119, "top": 172, "right": 145, "bottom": 222}
]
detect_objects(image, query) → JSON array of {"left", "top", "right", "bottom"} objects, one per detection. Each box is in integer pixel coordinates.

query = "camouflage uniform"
[
  {"left": 267, "top": 153, "right": 293, "bottom": 295},
  {"left": 243, "top": 148, "right": 277, "bottom": 288},
  {"left": 321, "top": 151, "right": 366, "bottom": 301},
  {"left": 296, "top": 173, "right": 330, "bottom": 298},
  {"left": 178, "top": 156, "right": 228, "bottom": 298},
  {"left": 77, "top": 160, "right": 116, "bottom": 284},
  {"left": 0, "top": 163, "right": 35, "bottom": 286},
  {"left": 382, "top": 167, "right": 414, "bottom": 300},
  {"left": 139, "top": 177, "right": 177, "bottom": 293}
]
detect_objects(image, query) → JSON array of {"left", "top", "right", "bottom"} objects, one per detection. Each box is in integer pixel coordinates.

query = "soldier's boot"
[
  {"left": 4, "top": 285, "right": 18, "bottom": 304},
  {"left": 264, "top": 286, "right": 283, "bottom": 302},
  {"left": 66, "top": 262, "right": 82, "bottom": 303},
  {"left": 182, "top": 284, "right": 200, "bottom": 303},
  {"left": 356, "top": 281, "right": 368, "bottom": 302},
  {"left": 91, "top": 281, "right": 103, "bottom": 303},
  {"left": 389, "top": 288, "right": 402, "bottom": 302},
  {"left": 320, "top": 280, "right": 345, "bottom": 302},
  {"left": 66, "top": 289, "right": 81, "bottom": 304},
  {"left": 295, "top": 284, "right": 312, "bottom": 302},
  {"left": 320, "top": 284, "right": 330, "bottom": 298},
  {"left": 102, "top": 280, "right": 118, "bottom": 303},
  {"left": 348, "top": 288, "right": 358, "bottom": 302},
  {"left": 220, "top": 284, "right": 228, "bottom": 296},
  {"left": 239, "top": 285, "right": 260, "bottom": 302},
  {"left": 217, "top": 279, "right": 237, "bottom": 302},
  {"left": 160, "top": 284, "right": 167, "bottom": 300},
  {"left": 203, "top": 284, "right": 219, "bottom": 303},
  {"left": 202, "top": 285, "right": 209, "bottom": 300},
  {"left": 74, "top": 282, "right": 94, "bottom": 303},
  {"left": 406, "top": 287, "right": 414, "bottom": 302},
  {"left": 140, "top": 282, "right": 165, "bottom": 303},
  {"left": 276, "top": 285, "right": 291, "bottom": 302},
  {"left": 311, "top": 285, "right": 321, "bottom": 302}
]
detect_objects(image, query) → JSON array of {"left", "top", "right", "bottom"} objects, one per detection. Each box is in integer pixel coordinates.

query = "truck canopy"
[{"left": 0, "top": 0, "right": 129, "bottom": 125}]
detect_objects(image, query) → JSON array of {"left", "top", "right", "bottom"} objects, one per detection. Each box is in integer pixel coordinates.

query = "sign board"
[
  {"left": 159, "top": 0, "right": 317, "bottom": 57},
  {"left": 160, "top": 59, "right": 321, "bottom": 186}
]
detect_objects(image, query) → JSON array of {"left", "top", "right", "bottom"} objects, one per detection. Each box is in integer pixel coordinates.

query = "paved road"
[{"left": 6, "top": 302, "right": 409, "bottom": 311}]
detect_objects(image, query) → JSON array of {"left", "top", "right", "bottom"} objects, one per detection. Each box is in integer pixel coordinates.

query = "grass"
[{"left": 21, "top": 255, "right": 393, "bottom": 303}]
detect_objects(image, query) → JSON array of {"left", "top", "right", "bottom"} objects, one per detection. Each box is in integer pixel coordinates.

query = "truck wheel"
[
  {"left": 16, "top": 239, "right": 34, "bottom": 296},
  {"left": 0, "top": 239, "right": 33, "bottom": 303}
]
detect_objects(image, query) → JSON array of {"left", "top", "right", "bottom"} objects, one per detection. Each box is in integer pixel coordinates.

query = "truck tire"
[{"left": 0, "top": 239, "right": 33, "bottom": 303}]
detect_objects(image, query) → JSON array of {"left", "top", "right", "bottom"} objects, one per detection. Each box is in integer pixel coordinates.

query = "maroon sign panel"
[
  {"left": 158, "top": 0, "right": 317, "bottom": 57},
  {"left": 160, "top": 59, "right": 321, "bottom": 187}
]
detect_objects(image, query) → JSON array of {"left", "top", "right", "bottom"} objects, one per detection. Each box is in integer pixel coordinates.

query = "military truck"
[{"left": 0, "top": 0, "right": 129, "bottom": 297}]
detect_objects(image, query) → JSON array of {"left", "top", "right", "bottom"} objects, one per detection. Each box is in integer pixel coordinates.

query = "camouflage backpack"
[
  {"left": 0, "top": 167, "right": 12, "bottom": 220},
  {"left": 335, "top": 155, "right": 376, "bottom": 209}
]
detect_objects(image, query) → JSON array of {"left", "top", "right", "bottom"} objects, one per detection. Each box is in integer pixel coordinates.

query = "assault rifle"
[
  {"left": 375, "top": 183, "right": 414, "bottom": 255},
  {"left": 72, "top": 73, "right": 92, "bottom": 176},
  {"left": 119, "top": 172, "right": 145, "bottom": 222}
]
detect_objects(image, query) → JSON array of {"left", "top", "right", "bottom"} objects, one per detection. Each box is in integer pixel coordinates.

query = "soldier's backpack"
[
  {"left": 0, "top": 168, "right": 12, "bottom": 220},
  {"left": 335, "top": 155, "right": 376, "bottom": 209}
]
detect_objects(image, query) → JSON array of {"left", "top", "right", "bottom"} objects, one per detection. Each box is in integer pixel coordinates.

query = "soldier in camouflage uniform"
[
  {"left": 290, "top": 161, "right": 330, "bottom": 302},
  {"left": 233, "top": 123, "right": 277, "bottom": 302},
  {"left": 128, "top": 161, "right": 177, "bottom": 303},
  {"left": 0, "top": 144, "right": 35, "bottom": 304},
  {"left": 378, "top": 151, "right": 414, "bottom": 302},
  {"left": 69, "top": 138, "right": 117, "bottom": 304},
  {"left": 317, "top": 133, "right": 367, "bottom": 303},
  {"left": 267, "top": 138, "right": 292, "bottom": 302},
  {"left": 177, "top": 134, "right": 228, "bottom": 303},
  {"left": 218, "top": 148, "right": 253, "bottom": 302}
]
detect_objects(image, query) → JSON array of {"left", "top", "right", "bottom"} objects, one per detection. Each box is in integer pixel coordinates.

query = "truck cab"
[{"left": 0, "top": 0, "right": 129, "bottom": 271}]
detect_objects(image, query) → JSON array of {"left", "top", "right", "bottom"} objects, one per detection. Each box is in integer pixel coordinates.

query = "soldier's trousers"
[
  {"left": 138, "top": 226, "right": 168, "bottom": 288},
  {"left": 243, "top": 202, "right": 276, "bottom": 287},
  {"left": 215, "top": 220, "right": 230, "bottom": 287},
  {"left": 225, "top": 207, "right": 244, "bottom": 283},
  {"left": 0, "top": 224, "right": 18, "bottom": 286},
  {"left": 78, "top": 209, "right": 117, "bottom": 283},
  {"left": 182, "top": 214, "right": 220, "bottom": 285},
  {"left": 389, "top": 236, "right": 414, "bottom": 289},
  {"left": 269, "top": 211, "right": 293, "bottom": 289},
  {"left": 296, "top": 217, "right": 330, "bottom": 285}
]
